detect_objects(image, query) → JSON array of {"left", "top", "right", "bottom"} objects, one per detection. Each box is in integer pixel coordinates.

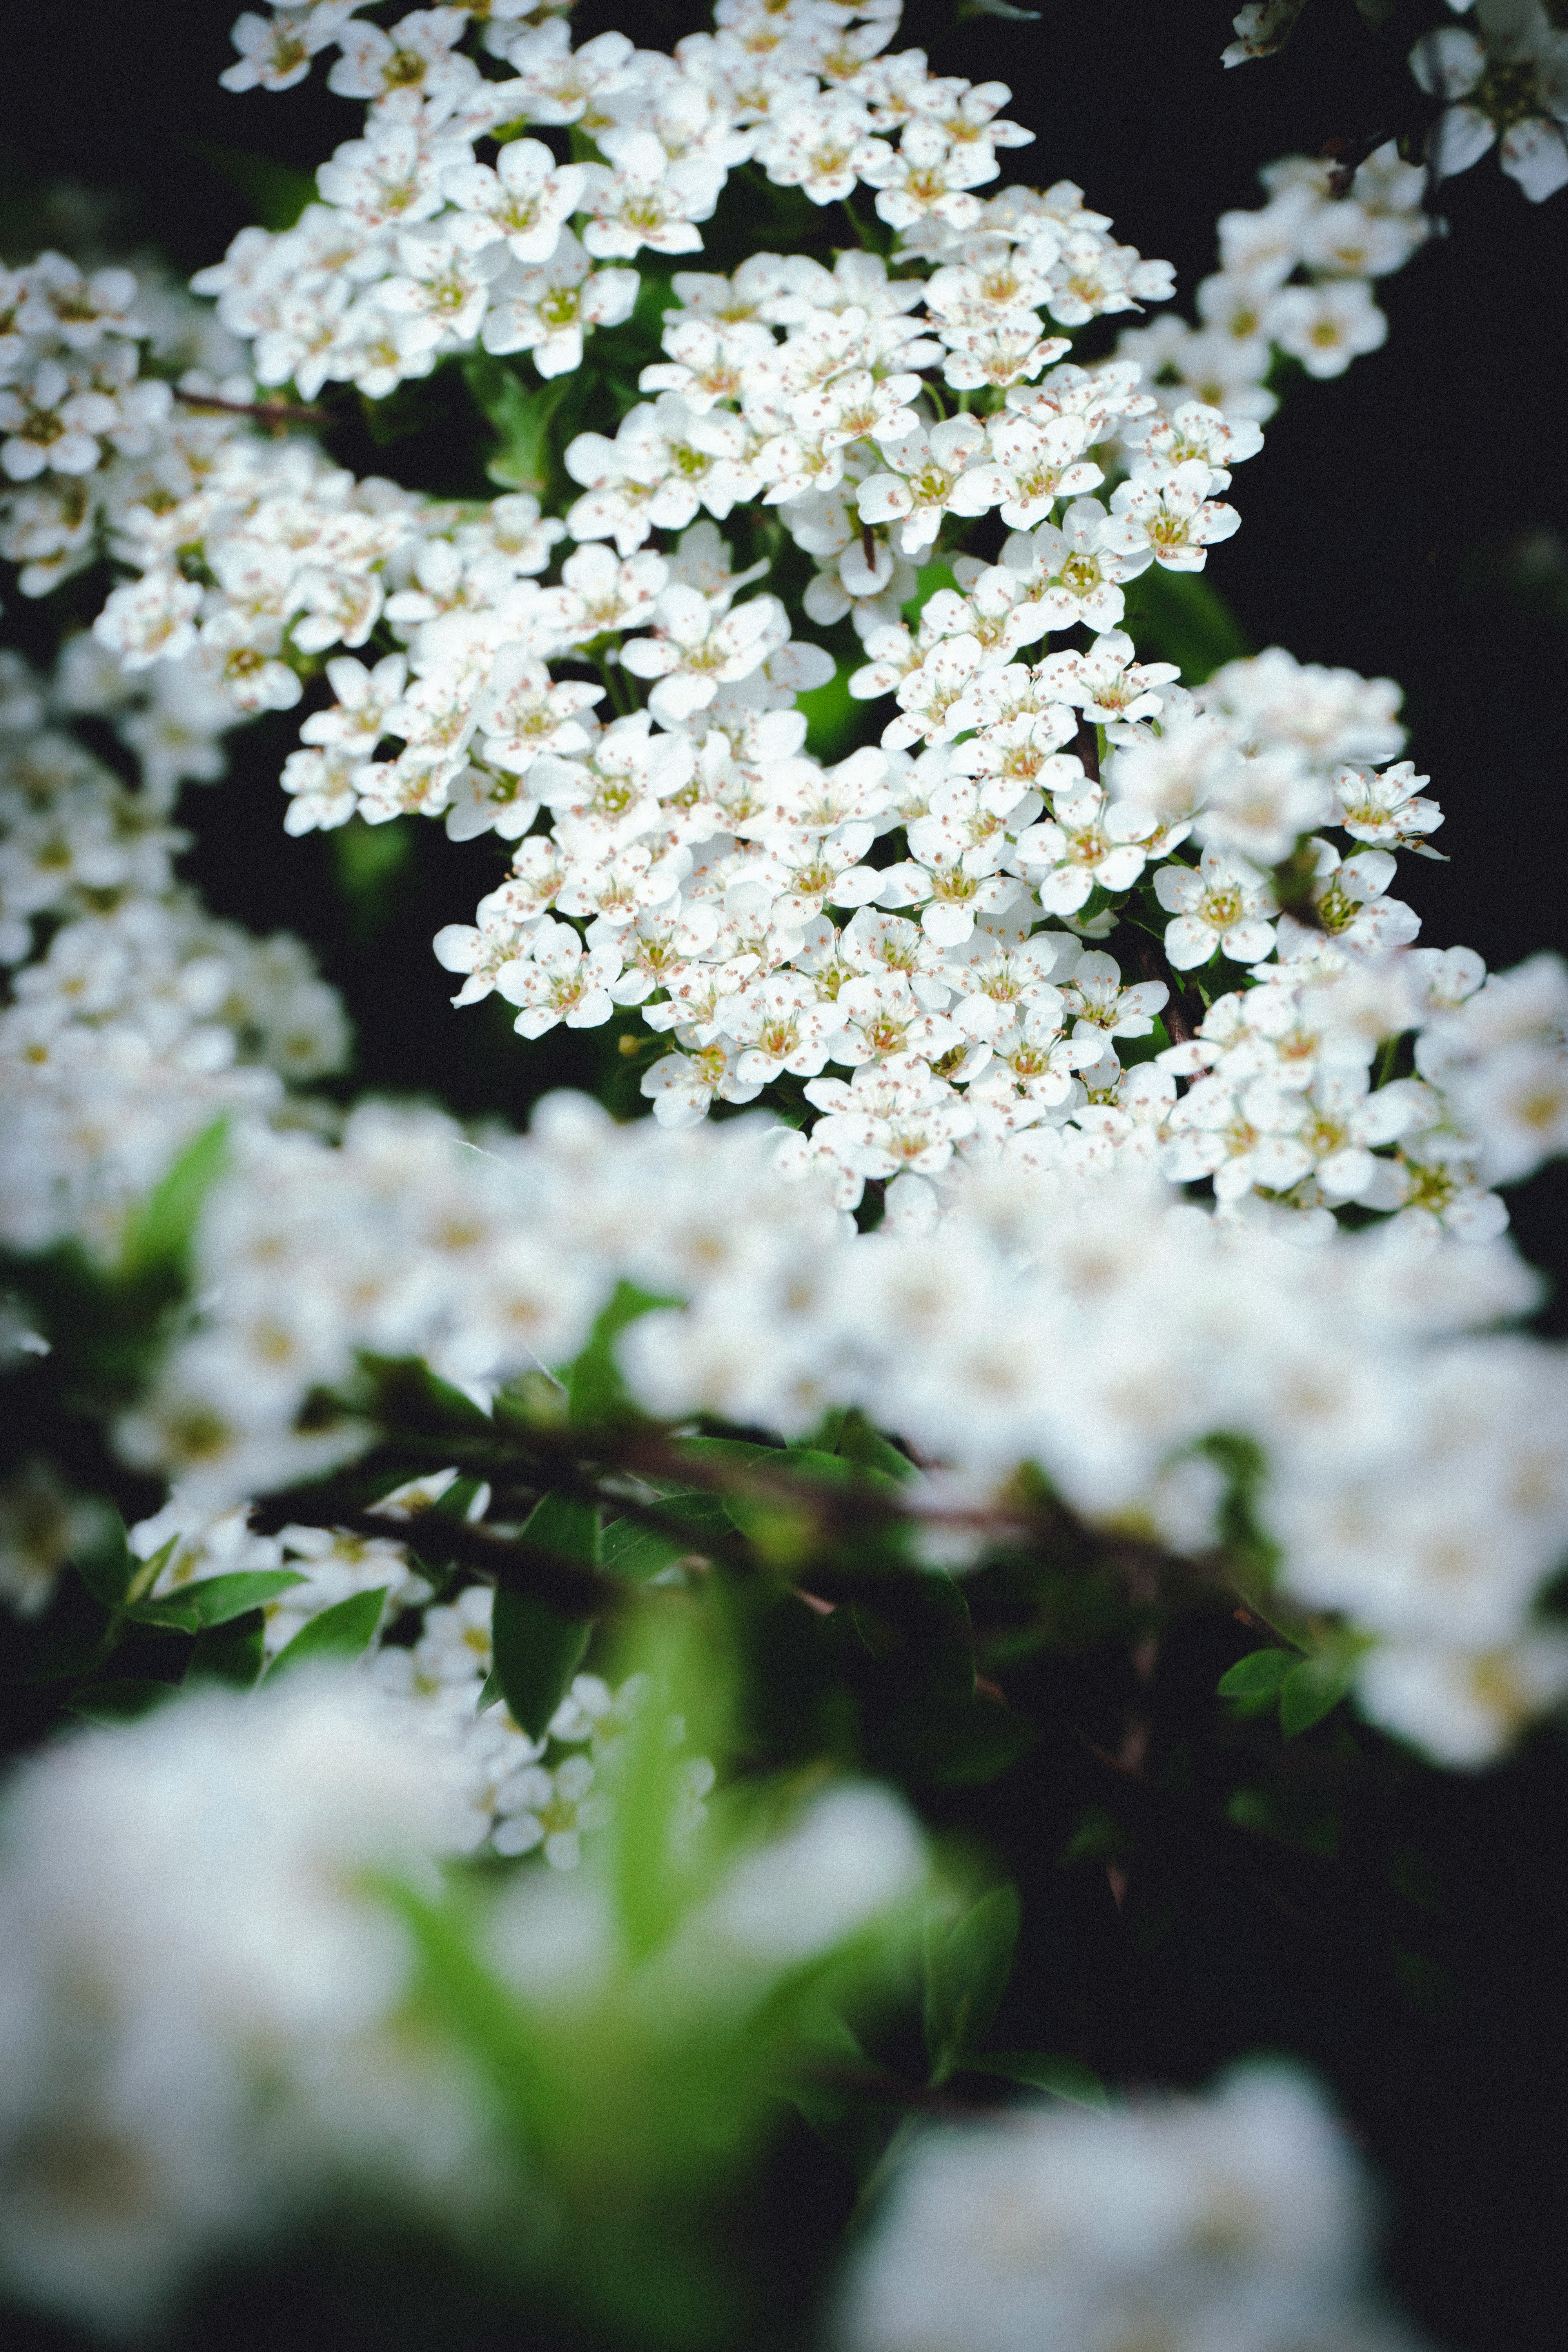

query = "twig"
[
  {"left": 1135, "top": 938, "right": 1199, "bottom": 1045},
  {"left": 174, "top": 389, "right": 330, "bottom": 427},
  {"left": 246, "top": 1499, "right": 627, "bottom": 1619}
]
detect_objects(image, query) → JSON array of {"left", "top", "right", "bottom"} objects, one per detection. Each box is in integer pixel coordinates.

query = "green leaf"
[
  {"left": 567, "top": 1280, "right": 670, "bottom": 1425},
  {"left": 600, "top": 1494, "right": 731, "bottom": 1583},
  {"left": 835, "top": 1409, "right": 916, "bottom": 1483},
  {"left": 894, "top": 1702, "right": 1035, "bottom": 1789},
  {"left": 1281, "top": 1652, "right": 1355, "bottom": 1739},
  {"left": 665, "top": 1436, "right": 785, "bottom": 1479},
  {"left": 904, "top": 561, "right": 958, "bottom": 627},
  {"left": 795, "top": 666, "right": 861, "bottom": 762},
  {"left": 1217, "top": 1648, "right": 1295, "bottom": 1698},
  {"left": 404, "top": 1473, "right": 488, "bottom": 1582},
  {"left": 492, "top": 1587, "right": 590, "bottom": 1741},
  {"left": 189, "top": 140, "right": 317, "bottom": 230},
  {"left": 129, "top": 1568, "right": 305, "bottom": 1633},
  {"left": 67, "top": 1679, "right": 181, "bottom": 1726},
  {"left": 924, "top": 1884, "right": 1021, "bottom": 2086},
  {"left": 490, "top": 1491, "right": 600, "bottom": 1738},
  {"left": 263, "top": 1587, "right": 388, "bottom": 1682},
  {"left": 966, "top": 2052, "right": 1110, "bottom": 2111},
  {"left": 70, "top": 1503, "right": 132, "bottom": 1608},
  {"left": 188, "top": 1608, "right": 266, "bottom": 1690},
  {"left": 462, "top": 354, "right": 575, "bottom": 492},
  {"left": 1127, "top": 565, "right": 1250, "bottom": 684},
  {"left": 120, "top": 1120, "right": 229, "bottom": 1278}
]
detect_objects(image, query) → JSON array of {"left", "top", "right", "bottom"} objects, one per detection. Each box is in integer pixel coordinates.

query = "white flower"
[
  {"left": 719, "top": 971, "right": 848, "bottom": 1080},
  {"left": 1155, "top": 849, "right": 1278, "bottom": 967},
  {"left": 1014, "top": 786, "right": 1156, "bottom": 916},
  {"left": 856, "top": 414, "right": 1002, "bottom": 557},
  {"left": 376, "top": 227, "right": 493, "bottom": 356},
  {"left": 1060, "top": 949, "right": 1168, "bottom": 1038},
  {"left": 328, "top": 7, "right": 474, "bottom": 106},
  {"left": 494, "top": 915, "right": 622, "bottom": 1036},
  {"left": 1330, "top": 760, "right": 1445, "bottom": 855},
  {"left": 441, "top": 141, "right": 586, "bottom": 263},
  {"left": 93, "top": 571, "right": 203, "bottom": 671},
  {"left": 472, "top": 646, "right": 603, "bottom": 775},
  {"left": 979, "top": 409, "right": 1103, "bottom": 531},
  {"left": 1265, "top": 280, "right": 1388, "bottom": 378},
  {"left": 481, "top": 229, "right": 639, "bottom": 377},
  {"left": 1411, "top": 0, "right": 1568, "bottom": 201},
  {"left": 220, "top": 5, "right": 352, "bottom": 93},
  {"left": 641, "top": 1042, "right": 764, "bottom": 1126},
  {"left": 578, "top": 130, "right": 726, "bottom": 261},
  {"left": 1101, "top": 460, "right": 1240, "bottom": 572},
  {"left": 622, "top": 586, "right": 790, "bottom": 726},
  {"left": 859, "top": 118, "right": 987, "bottom": 234},
  {"left": 754, "top": 95, "right": 890, "bottom": 204}
]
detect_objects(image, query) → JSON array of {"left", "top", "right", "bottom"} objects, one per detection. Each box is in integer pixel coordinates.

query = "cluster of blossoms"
[
  {"left": 0, "top": 1677, "right": 911, "bottom": 2328},
  {"left": 844, "top": 2064, "right": 1422, "bottom": 2352},
  {"left": 191, "top": 0, "right": 1168, "bottom": 410},
  {"left": 126, "top": 1481, "right": 706, "bottom": 1869},
  {"left": 0, "top": 641, "right": 349, "bottom": 1264},
  {"left": 0, "top": 251, "right": 245, "bottom": 599},
  {"left": 0, "top": 0, "right": 1557, "bottom": 1771},
  {"left": 1, "top": 10, "right": 1566, "bottom": 2349},
  {"left": 4, "top": 1088, "right": 1555, "bottom": 1769},
  {"left": 1118, "top": 142, "right": 1428, "bottom": 420}
]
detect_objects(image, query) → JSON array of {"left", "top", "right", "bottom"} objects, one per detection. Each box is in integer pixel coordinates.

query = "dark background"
[{"left": 2, "top": 5, "right": 1566, "bottom": 2348}]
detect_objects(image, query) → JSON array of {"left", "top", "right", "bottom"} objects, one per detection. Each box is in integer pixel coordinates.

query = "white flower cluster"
[
  {"left": 0, "top": 254, "right": 242, "bottom": 599},
  {"left": 0, "top": 644, "right": 349, "bottom": 1258},
  {"left": 1119, "top": 143, "right": 1428, "bottom": 417},
  {"left": 0, "top": 1682, "right": 506, "bottom": 2332},
  {"left": 0, "top": 1673, "right": 922, "bottom": 2331},
  {"left": 55, "top": 1089, "right": 1566, "bottom": 1769},
  {"left": 194, "top": 0, "right": 1165, "bottom": 411},
  {"left": 1413, "top": 0, "right": 1568, "bottom": 205},
  {"left": 842, "top": 2065, "right": 1423, "bottom": 2352},
  {"left": 128, "top": 1485, "right": 699, "bottom": 1868},
  {"left": 93, "top": 418, "right": 426, "bottom": 717}
]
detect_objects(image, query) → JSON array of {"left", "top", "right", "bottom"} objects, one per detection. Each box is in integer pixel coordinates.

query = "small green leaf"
[
  {"left": 189, "top": 140, "right": 317, "bottom": 230},
  {"left": 70, "top": 1504, "right": 132, "bottom": 1608},
  {"left": 966, "top": 2053, "right": 1110, "bottom": 2111},
  {"left": 1217, "top": 1649, "right": 1296, "bottom": 1698},
  {"left": 404, "top": 1473, "right": 487, "bottom": 1582},
  {"left": 1127, "top": 564, "right": 1250, "bottom": 684},
  {"left": 601, "top": 1494, "right": 730, "bottom": 1583},
  {"left": 264, "top": 1587, "right": 388, "bottom": 1682},
  {"left": 67, "top": 1679, "right": 181, "bottom": 1726},
  {"left": 665, "top": 1436, "right": 784, "bottom": 1479},
  {"left": 835, "top": 1410, "right": 916, "bottom": 1483},
  {"left": 188, "top": 1608, "right": 266, "bottom": 1690},
  {"left": 120, "top": 1120, "right": 229, "bottom": 1277},
  {"left": 924, "top": 1884, "right": 1021, "bottom": 2086},
  {"left": 490, "top": 1491, "right": 600, "bottom": 1738},
  {"left": 567, "top": 1280, "right": 671, "bottom": 1425},
  {"left": 492, "top": 1587, "right": 590, "bottom": 1741},
  {"left": 1281, "top": 1653, "right": 1355, "bottom": 1739},
  {"left": 462, "top": 354, "right": 575, "bottom": 491},
  {"left": 130, "top": 1569, "right": 305, "bottom": 1632}
]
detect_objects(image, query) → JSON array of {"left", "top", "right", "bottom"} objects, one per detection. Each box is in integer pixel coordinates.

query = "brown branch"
[
  {"left": 246, "top": 1499, "right": 628, "bottom": 1619},
  {"left": 174, "top": 389, "right": 330, "bottom": 427},
  {"left": 1135, "top": 938, "right": 1199, "bottom": 1045}
]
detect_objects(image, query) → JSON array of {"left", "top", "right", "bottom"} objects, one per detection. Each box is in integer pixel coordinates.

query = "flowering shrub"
[{"left": 2, "top": 4, "right": 1567, "bottom": 2348}]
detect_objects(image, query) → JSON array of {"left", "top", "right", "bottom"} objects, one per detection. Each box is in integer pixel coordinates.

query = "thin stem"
[{"left": 174, "top": 388, "right": 328, "bottom": 427}]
